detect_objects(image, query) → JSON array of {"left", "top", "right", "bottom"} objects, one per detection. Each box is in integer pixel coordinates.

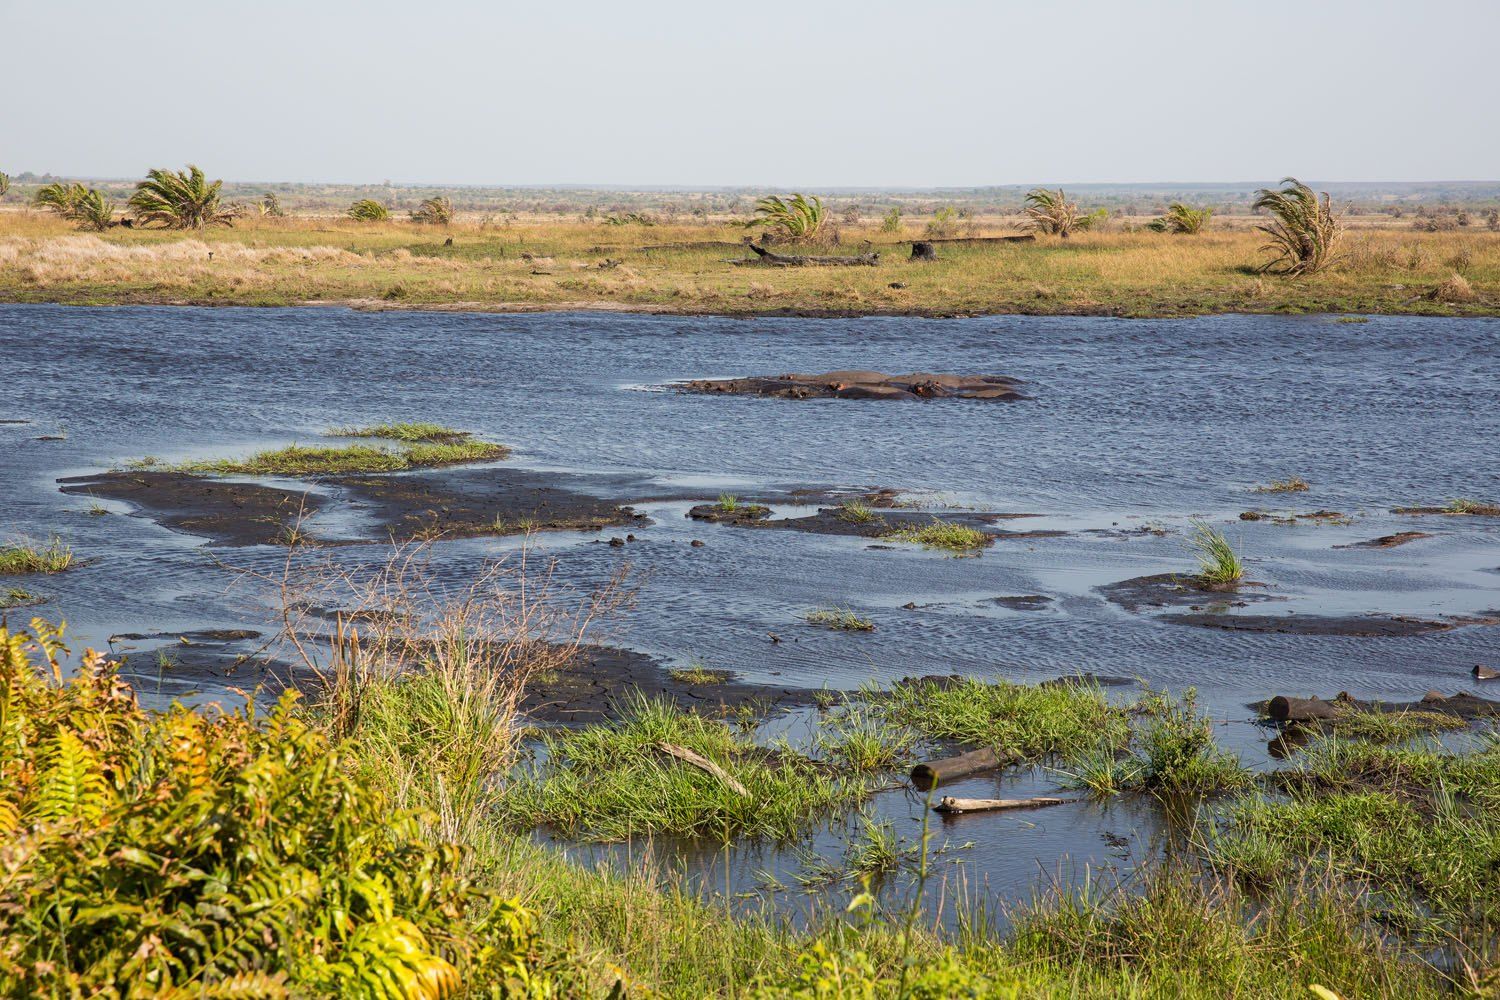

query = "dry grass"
[{"left": 0, "top": 210, "right": 1496, "bottom": 317}]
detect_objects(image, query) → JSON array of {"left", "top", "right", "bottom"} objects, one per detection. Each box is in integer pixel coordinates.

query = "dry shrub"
[{"left": 1427, "top": 272, "right": 1476, "bottom": 303}]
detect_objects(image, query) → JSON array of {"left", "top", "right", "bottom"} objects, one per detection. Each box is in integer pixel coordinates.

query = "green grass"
[
  {"left": 330, "top": 421, "right": 474, "bottom": 443},
  {"left": 871, "top": 676, "right": 1130, "bottom": 763},
  {"left": 153, "top": 438, "right": 508, "bottom": 476},
  {"left": 1188, "top": 520, "right": 1244, "bottom": 584},
  {"left": 888, "top": 519, "right": 991, "bottom": 553},
  {"left": 668, "top": 664, "right": 731, "bottom": 685},
  {"left": 802, "top": 607, "right": 876, "bottom": 631},
  {"left": 1445, "top": 497, "right": 1500, "bottom": 514},
  {"left": 836, "top": 499, "right": 880, "bottom": 524},
  {"left": 1253, "top": 475, "right": 1311, "bottom": 493},
  {"left": 1331, "top": 709, "right": 1469, "bottom": 742},
  {"left": 0, "top": 537, "right": 74, "bottom": 575},
  {"left": 497, "top": 695, "right": 874, "bottom": 842},
  {"left": 716, "top": 492, "right": 740, "bottom": 512}
]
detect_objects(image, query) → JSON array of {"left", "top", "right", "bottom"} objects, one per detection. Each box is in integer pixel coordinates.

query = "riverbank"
[{"left": 2, "top": 213, "right": 1497, "bottom": 317}]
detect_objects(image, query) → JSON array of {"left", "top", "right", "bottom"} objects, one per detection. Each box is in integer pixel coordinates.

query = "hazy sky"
[{"left": 6, "top": 0, "right": 1497, "bottom": 186}]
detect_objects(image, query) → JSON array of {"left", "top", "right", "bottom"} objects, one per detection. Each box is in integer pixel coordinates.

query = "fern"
[{"left": 31, "top": 729, "right": 110, "bottom": 825}]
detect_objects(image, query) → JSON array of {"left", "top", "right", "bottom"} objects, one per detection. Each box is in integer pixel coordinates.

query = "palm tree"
[
  {"left": 410, "top": 196, "right": 452, "bottom": 225},
  {"left": 1021, "top": 188, "right": 1103, "bottom": 237},
  {"left": 33, "top": 181, "right": 89, "bottom": 218},
  {"left": 0, "top": 172, "right": 11, "bottom": 199},
  {"left": 1252, "top": 178, "right": 1342, "bottom": 275},
  {"left": 1147, "top": 203, "right": 1213, "bottom": 234},
  {"left": 347, "top": 199, "right": 390, "bottom": 222},
  {"left": 745, "top": 194, "right": 827, "bottom": 241},
  {"left": 127, "top": 165, "right": 238, "bottom": 229},
  {"left": 72, "top": 189, "right": 115, "bottom": 232}
]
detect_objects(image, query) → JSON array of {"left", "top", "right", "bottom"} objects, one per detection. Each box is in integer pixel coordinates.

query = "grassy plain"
[{"left": 1, "top": 209, "right": 1496, "bottom": 317}]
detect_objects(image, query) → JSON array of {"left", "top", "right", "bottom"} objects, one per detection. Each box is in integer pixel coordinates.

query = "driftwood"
[
  {"left": 1474, "top": 664, "right": 1498, "bottom": 681},
  {"left": 657, "top": 742, "right": 749, "bottom": 796},
  {"left": 733, "top": 245, "right": 880, "bottom": 268},
  {"left": 1265, "top": 691, "right": 1500, "bottom": 723},
  {"left": 911, "top": 747, "right": 1011, "bottom": 790},
  {"left": 935, "top": 796, "right": 1068, "bottom": 814}
]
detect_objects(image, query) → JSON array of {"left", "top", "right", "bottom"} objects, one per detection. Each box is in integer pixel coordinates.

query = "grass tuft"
[
  {"left": 1188, "top": 520, "right": 1244, "bottom": 585},
  {"left": 888, "top": 519, "right": 991, "bottom": 553},
  {"left": 0, "top": 537, "right": 75, "bottom": 575},
  {"left": 1254, "top": 476, "right": 1310, "bottom": 493},
  {"left": 331, "top": 421, "right": 475, "bottom": 444},
  {"left": 803, "top": 607, "right": 876, "bottom": 632},
  {"left": 151, "top": 437, "right": 508, "bottom": 476}
]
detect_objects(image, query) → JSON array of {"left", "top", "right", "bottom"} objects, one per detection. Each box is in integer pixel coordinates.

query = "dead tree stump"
[{"left": 910, "top": 241, "right": 937, "bottom": 261}]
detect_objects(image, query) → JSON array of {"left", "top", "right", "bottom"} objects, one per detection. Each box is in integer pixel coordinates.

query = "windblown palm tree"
[
  {"left": 127, "top": 165, "right": 237, "bottom": 229},
  {"left": 1021, "top": 188, "right": 1102, "bottom": 237},
  {"left": 410, "top": 196, "right": 453, "bottom": 225},
  {"left": 348, "top": 198, "right": 390, "bottom": 222},
  {"left": 72, "top": 189, "right": 115, "bottom": 232},
  {"left": 0, "top": 172, "right": 11, "bottom": 199},
  {"left": 1252, "top": 178, "right": 1342, "bottom": 275},
  {"left": 33, "top": 181, "right": 89, "bottom": 218},
  {"left": 1147, "top": 203, "right": 1213, "bottom": 234},
  {"left": 746, "top": 194, "right": 827, "bottom": 241}
]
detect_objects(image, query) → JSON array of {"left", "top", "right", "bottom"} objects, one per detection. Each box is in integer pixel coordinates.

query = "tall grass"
[
  {"left": 0, "top": 536, "right": 74, "bottom": 575},
  {"left": 1188, "top": 520, "right": 1244, "bottom": 584}
]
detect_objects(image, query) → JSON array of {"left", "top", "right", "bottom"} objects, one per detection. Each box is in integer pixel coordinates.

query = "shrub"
[
  {"left": 925, "top": 206, "right": 960, "bottom": 238},
  {"left": 128, "top": 164, "right": 238, "bottom": 229},
  {"left": 880, "top": 206, "right": 902, "bottom": 233},
  {"left": 1147, "top": 203, "right": 1213, "bottom": 234},
  {"left": 348, "top": 198, "right": 390, "bottom": 222},
  {"left": 746, "top": 194, "right": 827, "bottom": 241},
  {"left": 1252, "top": 177, "right": 1343, "bottom": 275},
  {"left": 258, "top": 191, "right": 285, "bottom": 217},
  {"left": 1021, "top": 188, "right": 1104, "bottom": 237},
  {"left": 0, "top": 619, "right": 547, "bottom": 996},
  {"left": 411, "top": 196, "right": 453, "bottom": 225},
  {"left": 0, "top": 171, "right": 10, "bottom": 198}
]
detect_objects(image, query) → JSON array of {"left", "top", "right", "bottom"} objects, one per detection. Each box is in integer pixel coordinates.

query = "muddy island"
[{"left": 672, "top": 370, "right": 1026, "bottom": 402}]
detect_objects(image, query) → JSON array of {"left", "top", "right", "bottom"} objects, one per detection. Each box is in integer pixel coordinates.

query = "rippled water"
[{"left": 5, "top": 304, "right": 1498, "bottom": 917}]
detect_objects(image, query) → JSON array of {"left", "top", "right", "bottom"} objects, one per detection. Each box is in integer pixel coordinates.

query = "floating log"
[
  {"left": 733, "top": 245, "right": 880, "bottom": 268},
  {"left": 1267, "top": 696, "right": 1340, "bottom": 722},
  {"left": 1474, "top": 664, "right": 1498, "bottom": 681},
  {"left": 910, "top": 241, "right": 937, "bottom": 261},
  {"left": 934, "top": 796, "right": 1068, "bottom": 814},
  {"left": 910, "top": 747, "right": 1007, "bottom": 790},
  {"left": 657, "top": 742, "right": 749, "bottom": 796}
]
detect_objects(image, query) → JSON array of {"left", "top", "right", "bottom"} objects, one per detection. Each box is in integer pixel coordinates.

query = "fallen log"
[
  {"left": 1473, "top": 664, "right": 1498, "bottom": 681},
  {"left": 733, "top": 245, "right": 880, "bottom": 268},
  {"left": 934, "top": 796, "right": 1068, "bottom": 814},
  {"left": 910, "top": 747, "right": 1008, "bottom": 789},
  {"left": 657, "top": 742, "right": 749, "bottom": 796},
  {"left": 1264, "top": 690, "right": 1500, "bottom": 723},
  {"left": 905, "top": 235, "right": 1036, "bottom": 246}
]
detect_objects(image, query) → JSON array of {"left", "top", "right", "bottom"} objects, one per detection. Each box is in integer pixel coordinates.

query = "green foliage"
[
  {"left": 803, "top": 608, "right": 876, "bottom": 631},
  {"left": 746, "top": 194, "right": 828, "bottom": 241},
  {"left": 258, "top": 191, "right": 285, "bottom": 217},
  {"left": 154, "top": 436, "right": 509, "bottom": 476},
  {"left": 348, "top": 198, "right": 391, "bottom": 221},
  {"left": 411, "top": 196, "right": 454, "bottom": 225},
  {"left": 1188, "top": 520, "right": 1243, "bottom": 584},
  {"left": 33, "top": 181, "right": 89, "bottom": 218},
  {"left": 498, "top": 695, "right": 873, "bottom": 842},
  {"left": 888, "top": 519, "right": 991, "bottom": 553},
  {"left": 71, "top": 187, "right": 115, "bottom": 232},
  {"left": 1022, "top": 188, "right": 1102, "bottom": 237},
  {"left": 880, "top": 206, "right": 902, "bottom": 233},
  {"left": 332, "top": 421, "right": 473, "bottom": 444},
  {"left": 0, "top": 536, "right": 74, "bottom": 575},
  {"left": 1148, "top": 203, "right": 1213, "bottom": 234},
  {"left": 925, "top": 206, "right": 960, "bottom": 239},
  {"left": 873, "top": 676, "right": 1129, "bottom": 763},
  {"left": 128, "top": 164, "right": 238, "bottom": 229},
  {"left": 0, "top": 620, "right": 548, "bottom": 997},
  {"left": 0, "top": 171, "right": 10, "bottom": 198},
  {"left": 716, "top": 492, "right": 740, "bottom": 512},
  {"left": 1253, "top": 177, "right": 1344, "bottom": 275}
]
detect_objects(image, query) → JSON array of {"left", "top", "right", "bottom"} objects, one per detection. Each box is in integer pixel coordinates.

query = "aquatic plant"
[
  {"left": 1254, "top": 475, "right": 1311, "bottom": 493},
  {"left": 0, "top": 586, "right": 42, "bottom": 609},
  {"left": 128, "top": 164, "right": 238, "bottom": 229},
  {"left": 1445, "top": 497, "right": 1499, "bottom": 514},
  {"left": 156, "top": 437, "right": 508, "bottom": 476},
  {"left": 745, "top": 193, "right": 827, "bottom": 241},
  {"left": 1253, "top": 177, "right": 1343, "bottom": 275},
  {"left": 347, "top": 198, "right": 390, "bottom": 221},
  {"left": 836, "top": 499, "right": 879, "bottom": 524},
  {"left": 1021, "top": 187, "right": 1104, "bottom": 237},
  {"left": 0, "top": 536, "right": 74, "bottom": 575},
  {"left": 1188, "top": 520, "right": 1244, "bottom": 585},
  {"left": 410, "top": 196, "right": 453, "bottom": 225},
  {"left": 803, "top": 607, "right": 876, "bottom": 631},
  {"left": 0, "top": 619, "right": 547, "bottom": 996},
  {"left": 716, "top": 492, "right": 740, "bottom": 512},
  {"left": 889, "top": 518, "right": 990, "bottom": 552},
  {"left": 1148, "top": 202, "right": 1213, "bottom": 234},
  {"left": 332, "top": 420, "right": 471, "bottom": 443}
]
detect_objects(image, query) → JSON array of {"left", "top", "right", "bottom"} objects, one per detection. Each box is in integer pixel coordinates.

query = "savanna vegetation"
[{"left": 1, "top": 172, "right": 1496, "bottom": 316}]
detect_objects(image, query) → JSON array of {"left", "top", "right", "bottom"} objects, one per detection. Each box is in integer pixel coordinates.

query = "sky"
[{"left": 5, "top": 0, "right": 1497, "bottom": 187}]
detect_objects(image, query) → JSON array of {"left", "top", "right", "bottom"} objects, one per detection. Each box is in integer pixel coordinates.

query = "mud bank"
[
  {"left": 671, "top": 370, "right": 1027, "bottom": 402},
  {"left": 61, "top": 471, "right": 323, "bottom": 547}
]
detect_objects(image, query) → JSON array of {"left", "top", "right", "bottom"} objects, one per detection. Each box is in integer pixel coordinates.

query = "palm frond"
[
  {"left": 127, "top": 165, "right": 238, "bottom": 229},
  {"left": 1252, "top": 177, "right": 1343, "bottom": 275}
]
